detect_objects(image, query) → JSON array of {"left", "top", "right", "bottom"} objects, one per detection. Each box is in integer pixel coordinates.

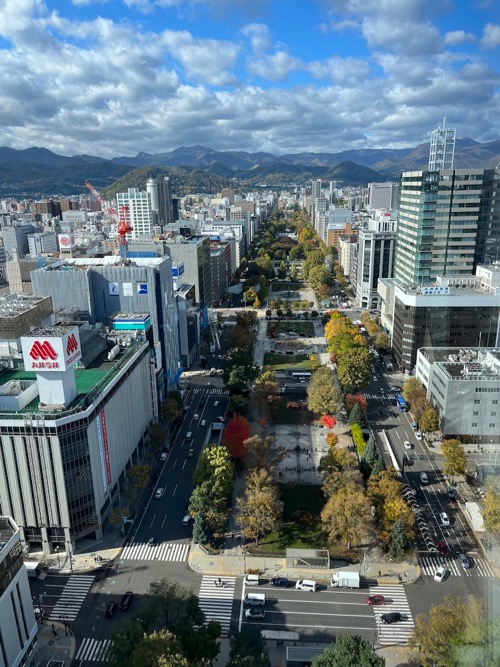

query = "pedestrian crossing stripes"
[
  {"left": 75, "top": 638, "right": 114, "bottom": 663},
  {"left": 49, "top": 574, "right": 95, "bottom": 621},
  {"left": 198, "top": 576, "right": 236, "bottom": 635},
  {"left": 369, "top": 584, "right": 414, "bottom": 646},
  {"left": 192, "top": 387, "right": 229, "bottom": 395},
  {"left": 419, "top": 554, "right": 496, "bottom": 578},
  {"left": 361, "top": 393, "right": 398, "bottom": 400},
  {"left": 120, "top": 541, "right": 190, "bottom": 562}
]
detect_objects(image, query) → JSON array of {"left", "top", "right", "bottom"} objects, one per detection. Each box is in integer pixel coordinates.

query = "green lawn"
[
  {"left": 263, "top": 352, "right": 319, "bottom": 370},
  {"left": 271, "top": 281, "right": 303, "bottom": 292},
  {"left": 266, "top": 320, "right": 315, "bottom": 336},
  {"left": 249, "top": 484, "right": 326, "bottom": 554},
  {"left": 274, "top": 396, "right": 316, "bottom": 425}
]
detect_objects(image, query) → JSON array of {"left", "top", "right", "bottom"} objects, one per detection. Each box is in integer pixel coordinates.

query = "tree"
[
  {"left": 312, "top": 633, "right": 385, "bottom": 667},
  {"left": 244, "top": 434, "right": 286, "bottom": 470},
  {"left": 442, "top": 439, "right": 467, "bottom": 477},
  {"left": 289, "top": 264, "right": 298, "bottom": 280},
  {"left": 162, "top": 397, "right": 181, "bottom": 420},
  {"left": 361, "top": 435, "right": 379, "bottom": 475},
  {"left": 308, "top": 265, "right": 331, "bottom": 291},
  {"left": 388, "top": 518, "right": 408, "bottom": 561},
  {"left": 483, "top": 487, "right": 500, "bottom": 533},
  {"left": 228, "top": 324, "right": 253, "bottom": 350},
  {"left": 345, "top": 393, "right": 368, "bottom": 413},
  {"left": 402, "top": 378, "right": 425, "bottom": 404},
  {"left": 409, "top": 595, "right": 487, "bottom": 667},
  {"left": 125, "top": 464, "right": 151, "bottom": 504},
  {"left": 371, "top": 455, "right": 386, "bottom": 475},
  {"left": 419, "top": 406, "right": 440, "bottom": 433},
  {"left": 336, "top": 347, "right": 372, "bottom": 393},
  {"left": 108, "top": 506, "right": 130, "bottom": 528},
  {"left": 143, "top": 578, "right": 205, "bottom": 634},
  {"left": 321, "top": 483, "right": 371, "bottom": 548},
  {"left": 148, "top": 423, "right": 165, "bottom": 456},
  {"left": 318, "top": 448, "right": 358, "bottom": 475},
  {"left": 127, "top": 630, "right": 189, "bottom": 667},
  {"left": 109, "top": 620, "right": 146, "bottom": 666},
  {"left": 237, "top": 469, "right": 283, "bottom": 545},
  {"left": 192, "top": 514, "right": 208, "bottom": 545},
  {"left": 243, "top": 287, "right": 260, "bottom": 308},
  {"left": 374, "top": 331, "right": 390, "bottom": 352},
  {"left": 307, "top": 383, "right": 341, "bottom": 416},
  {"left": 322, "top": 468, "right": 363, "bottom": 498},
  {"left": 351, "top": 423, "right": 367, "bottom": 457},
  {"left": 227, "top": 394, "right": 249, "bottom": 415},
  {"left": 322, "top": 415, "right": 337, "bottom": 429},
  {"left": 227, "top": 626, "right": 271, "bottom": 667},
  {"left": 349, "top": 401, "right": 367, "bottom": 427},
  {"left": 223, "top": 415, "right": 251, "bottom": 459}
]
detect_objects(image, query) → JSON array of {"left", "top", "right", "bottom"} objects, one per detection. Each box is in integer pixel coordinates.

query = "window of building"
[
  {"left": 490, "top": 423, "right": 495, "bottom": 428},
  {"left": 471, "top": 423, "right": 477, "bottom": 428},
  {"left": 492, "top": 412, "right": 497, "bottom": 417},
  {"left": 473, "top": 411, "right": 479, "bottom": 416},
  {"left": 474, "top": 399, "right": 480, "bottom": 404}
]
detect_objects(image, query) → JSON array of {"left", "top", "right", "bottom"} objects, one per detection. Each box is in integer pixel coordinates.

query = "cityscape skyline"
[{"left": 0, "top": 0, "right": 499, "bottom": 159}]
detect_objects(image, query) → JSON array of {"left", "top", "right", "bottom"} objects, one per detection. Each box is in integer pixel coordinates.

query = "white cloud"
[
  {"left": 246, "top": 51, "right": 303, "bottom": 81},
  {"left": 362, "top": 18, "right": 442, "bottom": 57},
  {"left": 241, "top": 23, "right": 273, "bottom": 53},
  {"left": 309, "top": 56, "right": 370, "bottom": 85},
  {"left": 480, "top": 23, "right": 500, "bottom": 49},
  {"left": 444, "top": 30, "right": 475, "bottom": 45}
]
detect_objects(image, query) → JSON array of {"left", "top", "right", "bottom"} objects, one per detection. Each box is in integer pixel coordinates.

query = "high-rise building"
[
  {"left": 116, "top": 187, "right": 154, "bottom": 238},
  {"left": 394, "top": 169, "right": 500, "bottom": 285},
  {"left": 355, "top": 213, "right": 397, "bottom": 309},
  {"left": 367, "top": 182, "right": 400, "bottom": 211},
  {"left": 429, "top": 117, "right": 456, "bottom": 171}
]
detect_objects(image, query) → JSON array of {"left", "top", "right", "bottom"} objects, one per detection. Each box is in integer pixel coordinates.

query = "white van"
[
  {"left": 295, "top": 579, "right": 317, "bottom": 592},
  {"left": 243, "top": 593, "right": 265, "bottom": 606},
  {"left": 244, "top": 574, "right": 260, "bottom": 586},
  {"left": 182, "top": 515, "right": 191, "bottom": 526}
]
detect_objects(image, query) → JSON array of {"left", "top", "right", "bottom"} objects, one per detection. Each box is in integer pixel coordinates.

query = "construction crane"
[{"left": 84, "top": 180, "right": 133, "bottom": 258}]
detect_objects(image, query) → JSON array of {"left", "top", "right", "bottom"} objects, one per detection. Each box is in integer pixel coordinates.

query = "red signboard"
[
  {"left": 100, "top": 410, "right": 112, "bottom": 485},
  {"left": 29, "top": 341, "right": 58, "bottom": 361}
]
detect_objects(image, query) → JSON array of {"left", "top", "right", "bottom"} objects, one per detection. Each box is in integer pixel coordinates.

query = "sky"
[{"left": 1, "top": 0, "right": 499, "bottom": 159}]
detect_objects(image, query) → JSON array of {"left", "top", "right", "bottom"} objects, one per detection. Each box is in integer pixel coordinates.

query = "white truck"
[{"left": 331, "top": 571, "right": 360, "bottom": 588}]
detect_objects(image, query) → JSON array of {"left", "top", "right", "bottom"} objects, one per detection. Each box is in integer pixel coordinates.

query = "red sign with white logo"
[{"left": 21, "top": 327, "right": 82, "bottom": 372}]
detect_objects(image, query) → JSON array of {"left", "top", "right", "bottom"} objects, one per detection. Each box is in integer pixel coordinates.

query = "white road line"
[
  {"left": 199, "top": 576, "right": 236, "bottom": 635},
  {"left": 75, "top": 638, "right": 114, "bottom": 662}
]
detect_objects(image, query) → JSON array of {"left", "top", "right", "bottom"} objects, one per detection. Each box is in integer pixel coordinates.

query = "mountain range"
[{"left": 0, "top": 138, "right": 499, "bottom": 197}]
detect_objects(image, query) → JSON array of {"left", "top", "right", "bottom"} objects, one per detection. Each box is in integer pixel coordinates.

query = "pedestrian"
[
  {"left": 214, "top": 579, "right": 218, "bottom": 587},
  {"left": 218, "top": 577, "right": 222, "bottom": 586},
  {"left": 378, "top": 570, "right": 381, "bottom": 577}
]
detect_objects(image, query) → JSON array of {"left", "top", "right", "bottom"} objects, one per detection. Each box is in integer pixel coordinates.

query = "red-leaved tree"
[
  {"left": 345, "top": 393, "right": 368, "bottom": 413},
  {"left": 322, "top": 415, "right": 337, "bottom": 429},
  {"left": 223, "top": 415, "right": 251, "bottom": 460}
]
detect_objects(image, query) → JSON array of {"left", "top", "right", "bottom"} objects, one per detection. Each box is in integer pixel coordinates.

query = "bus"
[
  {"left": 292, "top": 372, "right": 312, "bottom": 379},
  {"left": 395, "top": 393, "right": 408, "bottom": 412}
]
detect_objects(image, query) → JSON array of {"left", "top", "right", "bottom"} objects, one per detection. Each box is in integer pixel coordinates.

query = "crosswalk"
[
  {"left": 49, "top": 574, "right": 95, "bottom": 621},
  {"left": 369, "top": 584, "right": 414, "bottom": 646},
  {"left": 192, "top": 387, "right": 229, "bottom": 395},
  {"left": 75, "top": 638, "right": 114, "bottom": 663},
  {"left": 198, "top": 575, "right": 236, "bottom": 635},
  {"left": 120, "top": 541, "right": 190, "bottom": 562},
  {"left": 419, "top": 553, "right": 496, "bottom": 578},
  {"left": 361, "top": 393, "right": 398, "bottom": 400}
]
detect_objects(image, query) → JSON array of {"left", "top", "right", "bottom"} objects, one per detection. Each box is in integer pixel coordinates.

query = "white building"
[
  {"left": 429, "top": 117, "right": 456, "bottom": 171},
  {"left": 355, "top": 212, "right": 397, "bottom": 309},
  {"left": 27, "top": 233, "right": 58, "bottom": 256},
  {"left": 0, "top": 516, "right": 38, "bottom": 667},
  {"left": 416, "top": 347, "right": 500, "bottom": 441},
  {"left": 116, "top": 187, "right": 154, "bottom": 238},
  {"left": 367, "top": 182, "right": 399, "bottom": 211}
]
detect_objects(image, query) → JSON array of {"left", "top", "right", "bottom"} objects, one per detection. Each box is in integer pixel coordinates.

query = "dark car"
[
  {"left": 367, "top": 595, "right": 385, "bottom": 606},
  {"left": 147, "top": 536, "right": 157, "bottom": 547},
  {"left": 381, "top": 612, "right": 402, "bottom": 624},
  {"left": 120, "top": 591, "right": 134, "bottom": 611},
  {"left": 105, "top": 602, "right": 117, "bottom": 618},
  {"left": 437, "top": 540, "right": 450, "bottom": 557},
  {"left": 271, "top": 577, "right": 290, "bottom": 588}
]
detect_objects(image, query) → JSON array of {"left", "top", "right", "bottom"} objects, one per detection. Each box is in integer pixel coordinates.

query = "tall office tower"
[
  {"left": 116, "top": 187, "right": 154, "bottom": 238},
  {"left": 158, "top": 176, "right": 174, "bottom": 229},
  {"left": 394, "top": 169, "right": 500, "bottom": 284},
  {"left": 355, "top": 213, "right": 397, "bottom": 309},
  {"left": 367, "top": 182, "right": 398, "bottom": 210},
  {"left": 429, "top": 117, "right": 456, "bottom": 171}
]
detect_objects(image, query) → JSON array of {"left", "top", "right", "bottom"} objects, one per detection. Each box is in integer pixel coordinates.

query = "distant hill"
[{"left": 0, "top": 137, "right": 498, "bottom": 196}]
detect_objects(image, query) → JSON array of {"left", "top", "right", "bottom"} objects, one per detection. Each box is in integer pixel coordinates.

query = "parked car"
[
  {"left": 420, "top": 472, "right": 429, "bottom": 484},
  {"left": 155, "top": 488, "right": 164, "bottom": 499},
  {"left": 459, "top": 553, "right": 471, "bottom": 569},
  {"left": 105, "top": 602, "right": 117, "bottom": 618},
  {"left": 271, "top": 577, "right": 290, "bottom": 588},
  {"left": 381, "top": 612, "right": 402, "bottom": 624},
  {"left": 440, "top": 512, "right": 451, "bottom": 527},
  {"left": 404, "top": 441, "right": 412, "bottom": 449},
  {"left": 434, "top": 566, "right": 448, "bottom": 583},
  {"left": 120, "top": 591, "right": 134, "bottom": 611},
  {"left": 415, "top": 431, "right": 423, "bottom": 440},
  {"left": 245, "top": 607, "right": 265, "bottom": 619},
  {"left": 366, "top": 595, "right": 385, "bottom": 606}
]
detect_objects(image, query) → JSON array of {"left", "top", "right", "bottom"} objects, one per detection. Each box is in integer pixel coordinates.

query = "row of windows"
[
  {"left": 475, "top": 388, "right": 500, "bottom": 393},
  {"left": 471, "top": 423, "right": 497, "bottom": 428},
  {"left": 472, "top": 411, "right": 497, "bottom": 416}
]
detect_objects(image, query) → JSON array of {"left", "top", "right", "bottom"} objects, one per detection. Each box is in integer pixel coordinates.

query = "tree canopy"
[{"left": 312, "top": 634, "right": 385, "bottom": 667}]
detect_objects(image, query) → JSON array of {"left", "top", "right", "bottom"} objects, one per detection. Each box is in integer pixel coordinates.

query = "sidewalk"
[{"left": 33, "top": 619, "right": 77, "bottom": 666}]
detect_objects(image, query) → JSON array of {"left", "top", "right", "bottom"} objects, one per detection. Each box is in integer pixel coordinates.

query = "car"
[
  {"left": 437, "top": 540, "right": 450, "bottom": 557},
  {"left": 207, "top": 382, "right": 212, "bottom": 387},
  {"left": 366, "top": 595, "right": 385, "bottom": 606},
  {"left": 440, "top": 512, "right": 451, "bottom": 527},
  {"left": 381, "top": 612, "right": 402, "bottom": 624},
  {"left": 410, "top": 421, "right": 418, "bottom": 430},
  {"left": 414, "top": 484, "right": 424, "bottom": 499},
  {"left": 155, "top": 488, "right": 164, "bottom": 499},
  {"left": 447, "top": 487, "right": 458, "bottom": 500},
  {"left": 245, "top": 607, "right": 266, "bottom": 619},
  {"left": 459, "top": 552, "right": 471, "bottom": 569},
  {"left": 271, "top": 577, "right": 290, "bottom": 588},
  {"left": 434, "top": 566, "right": 448, "bottom": 583},
  {"left": 380, "top": 388, "right": 385, "bottom": 393},
  {"left": 214, "top": 401, "right": 220, "bottom": 407},
  {"left": 120, "top": 591, "right": 134, "bottom": 611},
  {"left": 160, "top": 452, "right": 168, "bottom": 462},
  {"left": 415, "top": 431, "right": 423, "bottom": 440},
  {"left": 391, "top": 386, "right": 401, "bottom": 392},
  {"left": 210, "top": 368, "right": 217, "bottom": 376},
  {"left": 200, "top": 399, "right": 206, "bottom": 407},
  {"left": 193, "top": 414, "right": 199, "bottom": 420},
  {"left": 216, "top": 416, "right": 226, "bottom": 422},
  {"left": 404, "top": 440, "right": 412, "bottom": 449},
  {"left": 187, "top": 448, "right": 194, "bottom": 458},
  {"left": 200, "top": 419, "right": 206, "bottom": 427},
  {"left": 420, "top": 472, "right": 429, "bottom": 484},
  {"left": 105, "top": 601, "right": 117, "bottom": 618},
  {"left": 147, "top": 536, "right": 157, "bottom": 547}
]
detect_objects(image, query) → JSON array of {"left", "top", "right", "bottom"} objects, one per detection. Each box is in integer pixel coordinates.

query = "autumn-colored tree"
[
  {"left": 223, "top": 415, "right": 251, "bottom": 460},
  {"left": 244, "top": 434, "right": 286, "bottom": 471},
  {"left": 374, "top": 331, "right": 390, "bottom": 351},
  {"left": 308, "top": 266, "right": 331, "bottom": 291},
  {"left": 162, "top": 397, "right": 181, "bottom": 420},
  {"left": 350, "top": 422, "right": 367, "bottom": 457},
  {"left": 237, "top": 469, "right": 283, "bottom": 545},
  {"left": 228, "top": 324, "right": 253, "bottom": 350},
  {"left": 227, "top": 394, "right": 249, "bottom": 415},
  {"left": 322, "top": 415, "right": 337, "bottom": 429},
  {"left": 321, "top": 483, "right": 372, "bottom": 548},
  {"left": 483, "top": 487, "right": 500, "bottom": 533},
  {"left": 402, "top": 378, "right": 425, "bottom": 404},
  {"left": 419, "top": 405, "right": 440, "bottom": 432},
  {"left": 337, "top": 347, "right": 372, "bottom": 393},
  {"left": 442, "top": 439, "right": 467, "bottom": 478},
  {"left": 148, "top": 423, "right": 165, "bottom": 456},
  {"left": 318, "top": 448, "right": 358, "bottom": 475},
  {"left": 345, "top": 393, "right": 368, "bottom": 413},
  {"left": 322, "top": 468, "right": 363, "bottom": 498},
  {"left": 125, "top": 464, "right": 151, "bottom": 504},
  {"left": 325, "top": 433, "right": 338, "bottom": 448},
  {"left": 254, "top": 370, "right": 280, "bottom": 419}
]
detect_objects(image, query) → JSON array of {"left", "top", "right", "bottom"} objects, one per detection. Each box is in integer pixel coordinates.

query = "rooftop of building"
[
  {"left": 419, "top": 347, "right": 500, "bottom": 381},
  {"left": 0, "top": 294, "right": 51, "bottom": 318},
  {"left": 36, "top": 257, "right": 169, "bottom": 271},
  {"left": 0, "top": 516, "right": 18, "bottom": 550},
  {"left": 381, "top": 274, "right": 499, "bottom": 298}
]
